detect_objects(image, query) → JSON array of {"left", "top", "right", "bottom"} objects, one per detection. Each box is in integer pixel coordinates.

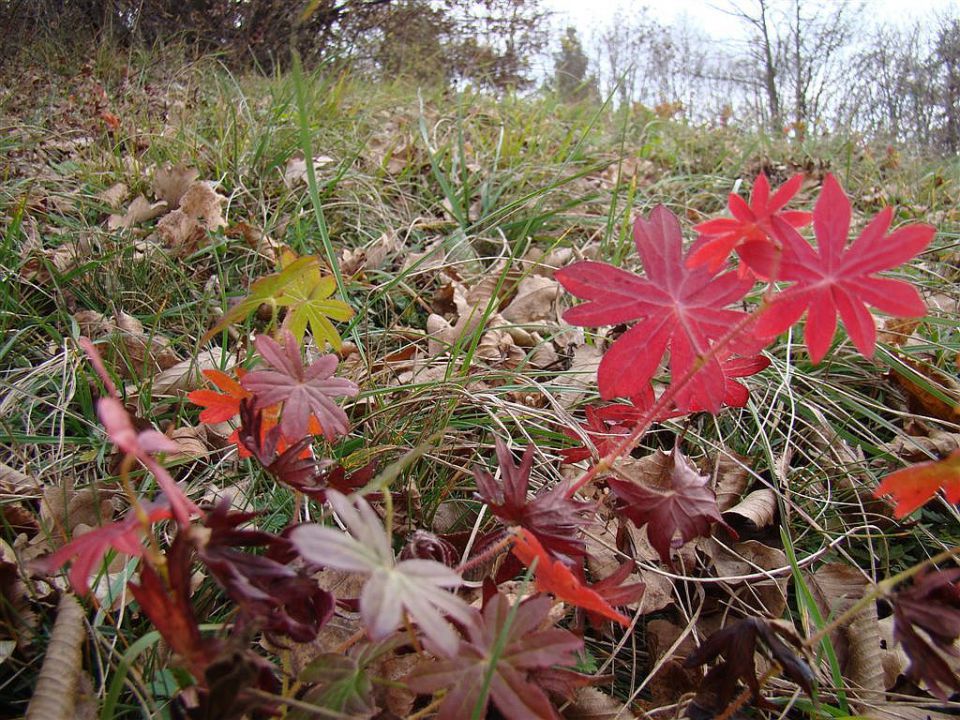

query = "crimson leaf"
[
  {"left": 407, "top": 593, "right": 583, "bottom": 720},
  {"left": 474, "top": 438, "right": 592, "bottom": 562},
  {"left": 756, "top": 173, "right": 933, "bottom": 363},
  {"left": 688, "top": 172, "right": 812, "bottom": 275},
  {"left": 197, "top": 498, "right": 334, "bottom": 643},
  {"left": 608, "top": 445, "right": 734, "bottom": 567},
  {"left": 556, "top": 205, "right": 753, "bottom": 413}
]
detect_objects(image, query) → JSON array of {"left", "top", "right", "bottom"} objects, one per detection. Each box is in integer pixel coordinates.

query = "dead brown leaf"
[
  {"left": 806, "top": 563, "right": 888, "bottom": 704},
  {"left": 97, "top": 182, "right": 128, "bottom": 209},
  {"left": 889, "top": 356, "right": 960, "bottom": 424},
  {"left": 722, "top": 488, "right": 778, "bottom": 533},
  {"left": 152, "top": 164, "right": 199, "bottom": 208},
  {"left": 705, "top": 538, "right": 788, "bottom": 617},
  {"left": 562, "top": 687, "right": 636, "bottom": 719},
  {"left": 107, "top": 195, "right": 167, "bottom": 230},
  {"left": 501, "top": 275, "right": 562, "bottom": 326},
  {"left": 283, "top": 153, "right": 335, "bottom": 187}
]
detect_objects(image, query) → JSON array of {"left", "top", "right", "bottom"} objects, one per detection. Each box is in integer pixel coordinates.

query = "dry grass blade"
[{"left": 26, "top": 594, "right": 86, "bottom": 720}]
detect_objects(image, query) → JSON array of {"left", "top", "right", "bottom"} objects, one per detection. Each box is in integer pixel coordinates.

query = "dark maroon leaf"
[
  {"left": 474, "top": 439, "right": 592, "bottom": 562},
  {"left": 129, "top": 533, "right": 221, "bottom": 679},
  {"left": 684, "top": 617, "right": 815, "bottom": 717},
  {"left": 198, "top": 498, "right": 334, "bottom": 643},
  {"left": 608, "top": 445, "right": 735, "bottom": 567},
  {"left": 408, "top": 593, "right": 583, "bottom": 720},
  {"left": 891, "top": 569, "right": 960, "bottom": 700}
]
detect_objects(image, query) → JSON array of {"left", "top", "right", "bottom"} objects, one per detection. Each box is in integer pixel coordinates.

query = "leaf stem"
[
  {"left": 804, "top": 545, "right": 960, "bottom": 650},
  {"left": 564, "top": 308, "right": 765, "bottom": 498}
]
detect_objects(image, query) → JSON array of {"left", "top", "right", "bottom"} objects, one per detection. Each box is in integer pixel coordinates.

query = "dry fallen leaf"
[
  {"left": 889, "top": 356, "right": 960, "bottom": 424},
  {"left": 97, "top": 182, "right": 128, "bottom": 209},
  {"left": 152, "top": 164, "right": 200, "bottom": 208},
  {"left": 722, "top": 488, "right": 778, "bottom": 533},
  {"left": 501, "top": 275, "right": 562, "bottom": 326},
  {"left": 283, "top": 153, "right": 335, "bottom": 187},
  {"left": 563, "top": 687, "right": 636, "bottom": 719},
  {"left": 107, "top": 195, "right": 167, "bottom": 230}
]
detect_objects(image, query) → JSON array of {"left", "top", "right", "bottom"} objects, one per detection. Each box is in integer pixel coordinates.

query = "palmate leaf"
[
  {"left": 291, "top": 491, "right": 472, "bottom": 657},
  {"left": 684, "top": 617, "right": 815, "bottom": 716},
  {"left": 511, "top": 529, "right": 630, "bottom": 627},
  {"left": 201, "top": 255, "right": 320, "bottom": 344},
  {"left": 240, "top": 330, "right": 358, "bottom": 442},
  {"left": 688, "top": 172, "right": 812, "bottom": 275},
  {"left": 277, "top": 261, "right": 354, "bottom": 350},
  {"left": 756, "top": 173, "right": 934, "bottom": 363},
  {"left": 556, "top": 206, "right": 754, "bottom": 414},
  {"left": 408, "top": 593, "right": 583, "bottom": 720},
  {"left": 874, "top": 449, "right": 960, "bottom": 518},
  {"left": 474, "top": 439, "right": 592, "bottom": 562},
  {"left": 890, "top": 569, "right": 960, "bottom": 700},
  {"left": 607, "top": 445, "right": 734, "bottom": 567}
]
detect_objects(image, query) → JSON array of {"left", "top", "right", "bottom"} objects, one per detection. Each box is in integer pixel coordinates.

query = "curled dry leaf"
[
  {"left": 24, "top": 594, "right": 85, "bottom": 720},
  {"left": 283, "top": 153, "right": 335, "bottom": 187},
  {"left": 888, "top": 356, "right": 960, "bottom": 424},
  {"left": 501, "top": 275, "right": 562, "bottom": 326},
  {"left": 704, "top": 538, "right": 788, "bottom": 617},
  {"left": 97, "top": 182, "right": 128, "bottom": 209},
  {"left": 563, "top": 687, "right": 637, "bottom": 719},
  {"left": 722, "top": 488, "right": 778, "bottom": 533},
  {"left": 107, "top": 195, "right": 167, "bottom": 230},
  {"left": 152, "top": 163, "right": 200, "bottom": 208},
  {"left": 805, "top": 563, "right": 886, "bottom": 705}
]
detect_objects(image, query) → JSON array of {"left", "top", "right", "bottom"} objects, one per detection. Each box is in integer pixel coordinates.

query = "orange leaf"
[
  {"left": 874, "top": 450, "right": 960, "bottom": 518},
  {"left": 512, "top": 529, "right": 630, "bottom": 627}
]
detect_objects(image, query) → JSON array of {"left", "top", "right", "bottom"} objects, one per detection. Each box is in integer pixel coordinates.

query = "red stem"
[{"left": 564, "top": 307, "right": 767, "bottom": 499}]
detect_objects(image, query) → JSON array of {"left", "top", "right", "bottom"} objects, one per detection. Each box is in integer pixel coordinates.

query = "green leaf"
[
  {"left": 278, "top": 269, "right": 354, "bottom": 349},
  {"left": 201, "top": 255, "right": 320, "bottom": 343}
]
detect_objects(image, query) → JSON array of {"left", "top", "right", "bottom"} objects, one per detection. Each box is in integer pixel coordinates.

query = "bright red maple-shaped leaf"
[
  {"left": 33, "top": 502, "right": 172, "bottom": 595},
  {"left": 756, "top": 174, "right": 934, "bottom": 364},
  {"left": 874, "top": 449, "right": 960, "bottom": 518},
  {"left": 607, "top": 446, "right": 734, "bottom": 567},
  {"left": 475, "top": 439, "right": 592, "bottom": 561},
  {"left": 408, "top": 592, "right": 583, "bottom": 720},
  {"left": 688, "top": 172, "right": 812, "bottom": 275},
  {"left": 240, "top": 330, "right": 358, "bottom": 442},
  {"left": 188, "top": 369, "right": 250, "bottom": 424},
  {"left": 512, "top": 529, "right": 630, "bottom": 627},
  {"left": 556, "top": 206, "right": 754, "bottom": 414}
]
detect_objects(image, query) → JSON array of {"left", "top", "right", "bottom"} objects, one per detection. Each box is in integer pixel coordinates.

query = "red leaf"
[
  {"left": 607, "top": 445, "right": 734, "bottom": 567},
  {"left": 556, "top": 206, "right": 753, "bottom": 413},
  {"left": 688, "top": 172, "right": 812, "bottom": 275},
  {"left": 475, "top": 439, "right": 592, "bottom": 561},
  {"left": 873, "top": 449, "right": 960, "bottom": 518},
  {"left": 756, "top": 174, "right": 933, "bottom": 363},
  {"left": 240, "top": 330, "right": 358, "bottom": 442},
  {"left": 33, "top": 503, "right": 172, "bottom": 595},
  {"left": 511, "top": 530, "right": 630, "bottom": 627},
  {"left": 408, "top": 592, "right": 583, "bottom": 720},
  {"left": 188, "top": 369, "right": 250, "bottom": 424}
]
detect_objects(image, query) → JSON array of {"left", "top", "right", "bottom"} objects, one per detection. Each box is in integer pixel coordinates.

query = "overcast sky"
[{"left": 544, "top": 0, "right": 958, "bottom": 40}]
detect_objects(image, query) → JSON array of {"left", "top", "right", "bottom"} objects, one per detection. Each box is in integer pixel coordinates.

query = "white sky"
[{"left": 544, "top": 0, "right": 959, "bottom": 40}]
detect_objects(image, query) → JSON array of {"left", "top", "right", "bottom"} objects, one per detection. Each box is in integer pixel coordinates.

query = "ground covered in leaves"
[{"left": 2, "top": 40, "right": 960, "bottom": 719}]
